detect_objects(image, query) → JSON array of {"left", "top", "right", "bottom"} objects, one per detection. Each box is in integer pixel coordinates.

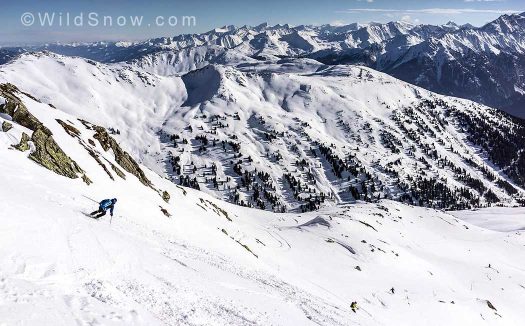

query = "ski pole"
[{"left": 82, "top": 195, "right": 98, "bottom": 203}]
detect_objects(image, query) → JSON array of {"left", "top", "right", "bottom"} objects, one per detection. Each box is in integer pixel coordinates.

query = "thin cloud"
[
  {"left": 330, "top": 19, "right": 347, "bottom": 26},
  {"left": 338, "top": 8, "right": 522, "bottom": 15}
]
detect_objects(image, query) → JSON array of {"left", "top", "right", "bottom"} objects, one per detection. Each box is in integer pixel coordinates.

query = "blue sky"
[{"left": 1, "top": 0, "right": 524, "bottom": 45}]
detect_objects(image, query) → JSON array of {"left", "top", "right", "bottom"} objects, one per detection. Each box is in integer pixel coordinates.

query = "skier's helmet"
[{"left": 112, "top": 198, "right": 117, "bottom": 203}]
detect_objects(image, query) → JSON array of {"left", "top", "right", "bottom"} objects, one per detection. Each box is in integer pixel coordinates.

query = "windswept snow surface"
[
  {"left": 451, "top": 207, "right": 525, "bottom": 232},
  {"left": 1, "top": 95, "right": 525, "bottom": 325}
]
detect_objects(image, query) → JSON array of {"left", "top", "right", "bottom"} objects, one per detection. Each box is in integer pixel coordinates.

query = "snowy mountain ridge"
[
  {"left": 30, "top": 13, "right": 525, "bottom": 62},
  {"left": 1, "top": 52, "right": 524, "bottom": 213},
  {"left": 3, "top": 12, "right": 522, "bottom": 116}
]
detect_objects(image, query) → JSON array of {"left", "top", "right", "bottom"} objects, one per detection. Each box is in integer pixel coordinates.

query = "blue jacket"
[{"left": 99, "top": 199, "right": 116, "bottom": 215}]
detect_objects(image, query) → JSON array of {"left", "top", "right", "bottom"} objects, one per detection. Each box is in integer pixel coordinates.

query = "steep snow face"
[
  {"left": 2, "top": 91, "right": 525, "bottom": 325},
  {"left": 0, "top": 52, "right": 187, "bottom": 174},
  {"left": 420, "top": 13, "right": 525, "bottom": 56},
  {"left": 481, "top": 13, "right": 525, "bottom": 36},
  {"left": 170, "top": 63, "right": 525, "bottom": 211},
  {"left": 1, "top": 53, "right": 524, "bottom": 213}
]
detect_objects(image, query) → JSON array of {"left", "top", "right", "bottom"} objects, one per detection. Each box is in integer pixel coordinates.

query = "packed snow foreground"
[{"left": 1, "top": 82, "right": 525, "bottom": 325}]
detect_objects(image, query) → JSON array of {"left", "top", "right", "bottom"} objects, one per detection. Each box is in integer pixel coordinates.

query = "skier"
[
  {"left": 350, "top": 301, "right": 358, "bottom": 313},
  {"left": 90, "top": 198, "right": 117, "bottom": 219}
]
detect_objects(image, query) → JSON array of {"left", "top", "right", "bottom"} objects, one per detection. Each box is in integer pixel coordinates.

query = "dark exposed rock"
[
  {"left": 82, "top": 174, "right": 93, "bottom": 185},
  {"left": 199, "top": 198, "right": 231, "bottom": 221},
  {"left": 13, "top": 132, "right": 30, "bottom": 151},
  {"left": 1, "top": 121, "right": 12, "bottom": 132},
  {"left": 108, "top": 160, "right": 126, "bottom": 180},
  {"left": 56, "top": 118, "right": 126, "bottom": 182},
  {"left": 159, "top": 206, "right": 171, "bottom": 217},
  {"left": 297, "top": 216, "right": 331, "bottom": 228},
  {"left": 77, "top": 118, "right": 94, "bottom": 130},
  {"left": 85, "top": 145, "right": 115, "bottom": 180},
  {"left": 0, "top": 84, "right": 89, "bottom": 183},
  {"left": 56, "top": 119, "right": 80, "bottom": 137},
  {"left": 29, "top": 128, "right": 84, "bottom": 179},
  {"left": 58, "top": 119, "right": 113, "bottom": 180},
  {"left": 176, "top": 185, "right": 187, "bottom": 196},
  {"left": 93, "top": 125, "right": 151, "bottom": 186},
  {"left": 162, "top": 190, "right": 170, "bottom": 203},
  {"left": 92, "top": 126, "right": 112, "bottom": 151},
  {"left": 0, "top": 84, "right": 50, "bottom": 135}
]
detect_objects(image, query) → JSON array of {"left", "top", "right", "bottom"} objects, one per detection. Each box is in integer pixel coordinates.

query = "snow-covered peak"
[
  {"left": 481, "top": 12, "right": 525, "bottom": 34},
  {"left": 212, "top": 25, "right": 237, "bottom": 33},
  {"left": 442, "top": 21, "right": 460, "bottom": 31},
  {"left": 460, "top": 23, "right": 475, "bottom": 30}
]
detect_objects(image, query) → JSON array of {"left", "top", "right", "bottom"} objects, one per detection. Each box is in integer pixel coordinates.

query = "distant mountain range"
[{"left": 2, "top": 12, "right": 524, "bottom": 117}]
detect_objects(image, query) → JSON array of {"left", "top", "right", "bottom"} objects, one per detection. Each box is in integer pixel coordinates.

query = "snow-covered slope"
[
  {"left": 8, "top": 12, "right": 521, "bottom": 117},
  {"left": 1, "top": 53, "right": 524, "bottom": 213},
  {"left": 0, "top": 52, "right": 186, "bottom": 173},
  {"left": 2, "top": 86, "right": 525, "bottom": 325}
]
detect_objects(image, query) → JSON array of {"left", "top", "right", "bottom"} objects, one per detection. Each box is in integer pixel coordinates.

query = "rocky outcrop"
[
  {"left": 108, "top": 160, "right": 126, "bottom": 179},
  {"left": 162, "top": 191, "right": 170, "bottom": 203},
  {"left": 29, "top": 129, "right": 84, "bottom": 179},
  {"left": 13, "top": 132, "right": 30, "bottom": 151},
  {"left": 82, "top": 174, "right": 93, "bottom": 185},
  {"left": 1, "top": 83, "right": 87, "bottom": 183},
  {"left": 1, "top": 121, "right": 12, "bottom": 132},
  {"left": 159, "top": 206, "right": 171, "bottom": 217},
  {"left": 57, "top": 119, "right": 126, "bottom": 182},
  {"left": 2, "top": 85, "right": 143, "bottom": 188},
  {"left": 93, "top": 126, "right": 151, "bottom": 186},
  {"left": 56, "top": 119, "right": 80, "bottom": 137},
  {"left": 0, "top": 84, "right": 50, "bottom": 134}
]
